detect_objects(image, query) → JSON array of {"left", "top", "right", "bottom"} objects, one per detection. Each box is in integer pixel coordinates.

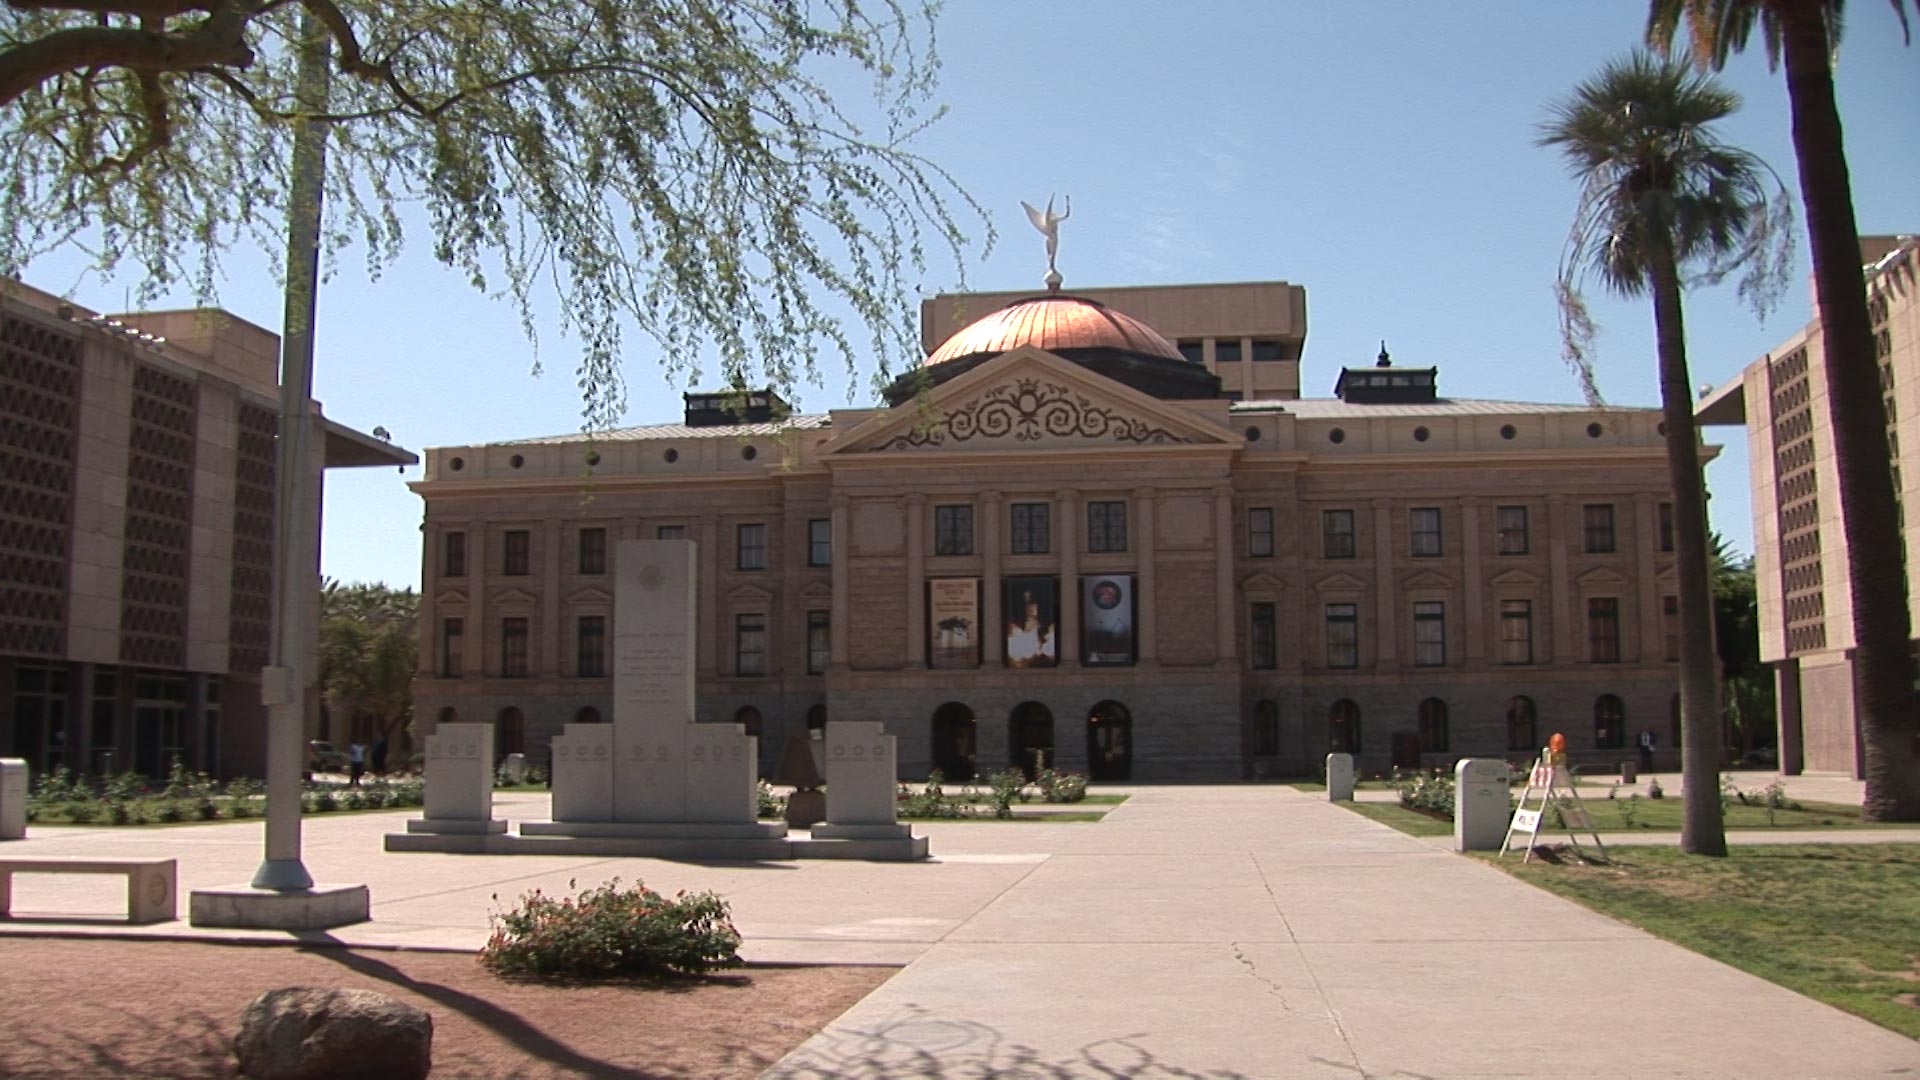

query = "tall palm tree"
[
  {"left": 1541, "top": 52, "right": 1795, "bottom": 856},
  {"left": 1648, "top": 0, "right": 1919, "bottom": 822}
]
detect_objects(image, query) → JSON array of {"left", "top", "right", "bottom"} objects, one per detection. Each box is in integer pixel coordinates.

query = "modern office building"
[
  {"left": 413, "top": 275, "right": 1690, "bottom": 781},
  {"left": 1697, "top": 234, "right": 1919, "bottom": 777},
  {"left": 0, "top": 278, "right": 412, "bottom": 780}
]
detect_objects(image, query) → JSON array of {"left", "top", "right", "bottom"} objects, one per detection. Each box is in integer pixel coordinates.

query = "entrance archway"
[
  {"left": 1009, "top": 701, "right": 1055, "bottom": 778},
  {"left": 1086, "top": 700, "right": 1132, "bottom": 781},
  {"left": 931, "top": 702, "right": 977, "bottom": 781},
  {"left": 496, "top": 706, "right": 525, "bottom": 761}
]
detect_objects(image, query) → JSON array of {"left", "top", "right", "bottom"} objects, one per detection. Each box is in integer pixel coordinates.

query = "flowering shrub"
[
  {"left": 1035, "top": 769, "right": 1089, "bottom": 803},
  {"left": 479, "top": 878, "right": 742, "bottom": 980},
  {"left": 897, "top": 772, "right": 976, "bottom": 819},
  {"left": 985, "top": 769, "right": 1026, "bottom": 818},
  {"left": 1398, "top": 774, "right": 1457, "bottom": 820}
]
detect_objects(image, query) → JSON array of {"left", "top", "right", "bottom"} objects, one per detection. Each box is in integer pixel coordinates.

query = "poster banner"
[
  {"left": 928, "top": 579, "right": 980, "bottom": 669},
  {"left": 1003, "top": 576, "right": 1059, "bottom": 669},
  {"left": 1082, "top": 574, "right": 1136, "bottom": 666}
]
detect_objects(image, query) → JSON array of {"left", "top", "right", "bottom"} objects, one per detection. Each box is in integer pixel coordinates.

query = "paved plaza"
[{"left": 2, "top": 781, "right": 1915, "bottom": 1077}]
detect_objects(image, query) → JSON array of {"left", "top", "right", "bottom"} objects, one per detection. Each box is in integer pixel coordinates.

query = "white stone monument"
[
  {"left": 809, "top": 721, "right": 926, "bottom": 857},
  {"left": 0, "top": 758, "right": 26, "bottom": 840},
  {"left": 1326, "top": 753, "right": 1355, "bottom": 802},
  {"left": 1454, "top": 758, "right": 1511, "bottom": 852},
  {"left": 405, "top": 722, "right": 505, "bottom": 834},
  {"left": 550, "top": 724, "right": 613, "bottom": 822}
]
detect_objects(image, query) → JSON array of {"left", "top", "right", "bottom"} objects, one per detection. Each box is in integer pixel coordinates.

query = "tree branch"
[
  {"left": 6, "top": 0, "right": 214, "bottom": 17},
  {"left": 90, "top": 67, "right": 170, "bottom": 172},
  {"left": 0, "top": 17, "right": 253, "bottom": 107}
]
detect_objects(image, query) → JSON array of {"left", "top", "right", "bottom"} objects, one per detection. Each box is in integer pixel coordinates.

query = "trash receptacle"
[{"left": 1620, "top": 761, "right": 1638, "bottom": 784}]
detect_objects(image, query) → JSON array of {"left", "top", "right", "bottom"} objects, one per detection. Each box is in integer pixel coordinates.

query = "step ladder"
[{"left": 1499, "top": 748, "right": 1607, "bottom": 863}]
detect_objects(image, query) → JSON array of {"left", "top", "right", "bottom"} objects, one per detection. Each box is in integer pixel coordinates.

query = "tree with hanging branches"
[
  {"left": 318, "top": 579, "right": 416, "bottom": 752},
  {"left": 1647, "top": 0, "right": 1919, "bottom": 821},
  {"left": 0, "top": 1, "right": 989, "bottom": 427},
  {"left": 1541, "top": 51, "right": 1794, "bottom": 856}
]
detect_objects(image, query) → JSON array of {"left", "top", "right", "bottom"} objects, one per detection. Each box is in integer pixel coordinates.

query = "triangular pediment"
[
  {"left": 1313, "top": 571, "right": 1367, "bottom": 594},
  {"left": 436, "top": 586, "right": 468, "bottom": 606},
  {"left": 1576, "top": 565, "right": 1631, "bottom": 587},
  {"left": 490, "top": 586, "right": 537, "bottom": 608},
  {"left": 1488, "top": 568, "right": 1542, "bottom": 589},
  {"left": 827, "top": 347, "right": 1231, "bottom": 454},
  {"left": 1654, "top": 563, "right": 1678, "bottom": 584},
  {"left": 727, "top": 583, "right": 774, "bottom": 604},
  {"left": 1403, "top": 570, "right": 1457, "bottom": 592},
  {"left": 798, "top": 579, "right": 834, "bottom": 602},
  {"left": 1240, "top": 571, "right": 1287, "bottom": 594},
  {"left": 568, "top": 586, "right": 613, "bottom": 606}
]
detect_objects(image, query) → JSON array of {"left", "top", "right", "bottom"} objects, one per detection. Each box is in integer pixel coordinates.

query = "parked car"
[{"left": 307, "top": 740, "right": 349, "bottom": 773}]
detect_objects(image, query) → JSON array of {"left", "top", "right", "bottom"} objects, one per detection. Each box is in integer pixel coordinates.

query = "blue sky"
[{"left": 25, "top": 3, "right": 1919, "bottom": 588}]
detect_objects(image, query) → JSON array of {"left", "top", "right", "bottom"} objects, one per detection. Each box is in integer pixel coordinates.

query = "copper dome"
[{"left": 925, "top": 294, "right": 1185, "bottom": 366}]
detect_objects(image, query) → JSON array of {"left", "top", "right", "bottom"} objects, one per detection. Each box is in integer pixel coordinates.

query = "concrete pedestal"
[
  {"left": 406, "top": 722, "right": 504, "bottom": 835},
  {"left": 0, "top": 759, "right": 26, "bottom": 840},
  {"left": 1326, "top": 754, "right": 1355, "bottom": 802},
  {"left": 551, "top": 724, "right": 613, "bottom": 821},
  {"left": 189, "top": 883, "right": 370, "bottom": 929},
  {"left": 1454, "top": 758, "right": 1511, "bottom": 852}
]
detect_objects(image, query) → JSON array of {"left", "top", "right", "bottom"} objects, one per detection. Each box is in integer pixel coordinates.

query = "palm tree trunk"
[
  {"left": 1649, "top": 238, "right": 1727, "bottom": 855},
  {"left": 1779, "top": 10, "right": 1920, "bottom": 820}
]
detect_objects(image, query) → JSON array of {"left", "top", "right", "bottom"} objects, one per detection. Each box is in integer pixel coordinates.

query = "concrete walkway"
[{"left": 2, "top": 786, "right": 1914, "bottom": 1077}]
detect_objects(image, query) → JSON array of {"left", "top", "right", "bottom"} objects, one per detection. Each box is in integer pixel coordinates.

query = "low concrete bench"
[{"left": 0, "top": 857, "right": 177, "bottom": 924}]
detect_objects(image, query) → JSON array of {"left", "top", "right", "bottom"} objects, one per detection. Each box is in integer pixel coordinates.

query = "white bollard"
[
  {"left": 1326, "top": 753, "right": 1355, "bottom": 802},
  {"left": 1454, "top": 758, "right": 1511, "bottom": 851}
]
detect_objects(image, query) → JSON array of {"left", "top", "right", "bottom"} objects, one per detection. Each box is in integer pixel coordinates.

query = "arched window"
[
  {"left": 496, "top": 706, "right": 525, "bottom": 760},
  {"left": 1505, "top": 696, "right": 1537, "bottom": 751},
  {"left": 1594, "top": 694, "right": 1625, "bottom": 749},
  {"left": 1252, "top": 700, "right": 1280, "bottom": 757},
  {"left": 807, "top": 703, "right": 828, "bottom": 740},
  {"left": 574, "top": 706, "right": 602, "bottom": 724},
  {"left": 931, "top": 702, "right": 977, "bottom": 781},
  {"left": 437, "top": 706, "right": 459, "bottom": 726},
  {"left": 1328, "top": 699, "right": 1361, "bottom": 754},
  {"left": 734, "top": 705, "right": 763, "bottom": 739},
  {"left": 1417, "top": 698, "right": 1449, "bottom": 753}
]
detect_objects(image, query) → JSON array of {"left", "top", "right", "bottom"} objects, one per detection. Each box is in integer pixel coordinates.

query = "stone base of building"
[
  {"left": 382, "top": 824, "right": 928, "bottom": 861},
  {"left": 188, "top": 883, "right": 371, "bottom": 930},
  {"left": 404, "top": 817, "right": 508, "bottom": 835}
]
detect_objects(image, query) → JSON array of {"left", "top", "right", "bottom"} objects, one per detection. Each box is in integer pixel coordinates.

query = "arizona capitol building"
[{"left": 411, "top": 278, "right": 1691, "bottom": 781}]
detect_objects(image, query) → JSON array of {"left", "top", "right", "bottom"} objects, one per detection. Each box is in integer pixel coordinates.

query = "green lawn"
[
  {"left": 1493, "top": 845, "right": 1920, "bottom": 1041},
  {"left": 1336, "top": 792, "right": 1907, "bottom": 839},
  {"left": 1341, "top": 801, "right": 1453, "bottom": 836}
]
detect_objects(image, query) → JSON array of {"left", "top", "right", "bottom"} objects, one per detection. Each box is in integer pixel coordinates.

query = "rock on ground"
[{"left": 234, "top": 986, "right": 431, "bottom": 1080}]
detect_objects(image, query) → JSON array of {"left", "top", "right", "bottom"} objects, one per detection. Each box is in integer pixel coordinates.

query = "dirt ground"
[{"left": 0, "top": 937, "right": 892, "bottom": 1078}]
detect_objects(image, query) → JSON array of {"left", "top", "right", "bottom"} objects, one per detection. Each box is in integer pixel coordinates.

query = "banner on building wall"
[
  {"left": 928, "top": 578, "right": 980, "bottom": 669},
  {"left": 1003, "top": 576, "right": 1059, "bottom": 669},
  {"left": 1082, "top": 574, "right": 1136, "bottom": 666}
]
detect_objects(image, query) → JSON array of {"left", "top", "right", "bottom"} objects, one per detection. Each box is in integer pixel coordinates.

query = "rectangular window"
[
  {"left": 1215, "top": 339, "right": 1243, "bottom": 363},
  {"left": 934, "top": 505, "right": 974, "bottom": 556},
  {"left": 1325, "top": 603, "right": 1359, "bottom": 669},
  {"left": 1663, "top": 595, "right": 1680, "bottom": 662},
  {"left": 1410, "top": 507, "right": 1443, "bottom": 557},
  {"left": 1496, "top": 505, "right": 1529, "bottom": 555},
  {"left": 1087, "top": 500, "right": 1128, "bottom": 553},
  {"left": 1249, "top": 508, "right": 1275, "bottom": 558},
  {"left": 1587, "top": 597, "right": 1621, "bottom": 663},
  {"left": 807, "top": 610, "right": 831, "bottom": 675},
  {"left": 443, "top": 531, "right": 466, "bottom": 577},
  {"left": 1323, "top": 510, "right": 1355, "bottom": 559},
  {"left": 808, "top": 518, "right": 832, "bottom": 566},
  {"left": 503, "top": 530, "right": 530, "bottom": 576},
  {"left": 1499, "top": 600, "right": 1533, "bottom": 665},
  {"left": 1583, "top": 504, "right": 1617, "bottom": 553},
  {"left": 735, "top": 613, "right": 767, "bottom": 676},
  {"left": 657, "top": 525, "right": 687, "bottom": 541},
  {"left": 1011, "top": 502, "right": 1051, "bottom": 554},
  {"left": 577, "top": 527, "right": 606, "bottom": 575},
  {"left": 501, "top": 617, "right": 529, "bottom": 677},
  {"left": 1251, "top": 602, "right": 1277, "bottom": 670},
  {"left": 737, "top": 523, "right": 768, "bottom": 570},
  {"left": 440, "top": 617, "right": 464, "bottom": 677},
  {"left": 1414, "top": 601, "right": 1446, "bottom": 666},
  {"left": 577, "top": 615, "right": 606, "bottom": 677},
  {"left": 1659, "top": 502, "right": 1675, "bottom": 553}
]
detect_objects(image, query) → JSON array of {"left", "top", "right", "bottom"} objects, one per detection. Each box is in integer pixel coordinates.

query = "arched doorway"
[
  {"left": 1252, "top": 700, "right": 1280, "bottom": 757},
  {"left": 1009, "top": 701, "right": 1055, "bottom": 778},
  {"left": 1329, "top": 699, "right": 1361, "bottom": 755},
  {"left": 1593, "top": 694, "right": 1625, "bottom": 749},
  {"left": 437, "top": 706, "right": 459, "bottom": 727},
  {"left": 807, "top": 703, "right": 828, "bottom": 740},
  {"left": 1506, "top": 696, "right": 1537, "bottom": 752},
  {"left": 1086, "top": 700, "right": 1132, "bottom": 781},
  {"left": 931, "top": 702, "right": 977, "bottom": 781},
  {"left": 574, "top": 706, "right": 602, "bottom": 724},
  {"left": 496, "top": 706, "right": 525, "bottom": 761},
  {"left": 734, "top": 705, "right": 764, "bottom": 739}
]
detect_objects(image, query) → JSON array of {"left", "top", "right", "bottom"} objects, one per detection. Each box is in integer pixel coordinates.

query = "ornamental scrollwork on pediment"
[{"left": 874, "top": 378, "right": 1190, "bottom": 450}]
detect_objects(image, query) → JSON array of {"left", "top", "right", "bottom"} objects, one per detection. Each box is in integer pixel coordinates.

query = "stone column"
[
  {"left": 697, "top": 515, "right": 719, "bottom": 678},
  {"left": 1634, "top": 493, "right": 1661, "bottom": 663},
  {"left": 1135, "top": 487, "right": 1158, "bottom": 663},
  {"left": 1548, "top": 496, "right": 1572, "bottom": 662},
  {"left": 417, "top": 523, "right": 439, "bottom": 678},
  {"left": 830, "top": 495, "right": 851, "bottom": 668},
  {"left": 1057, "top": 489, "right": 1080, "bottom": 668},
  {"left": 981, "top": 491, "right": 1003, "bottom": 666},
  {"left": 1461, "top": 499, "right": 1484, "bottom": 664},
  {"left": 1372, "top": 500, "right": 1397, "bottom": 666},
  {"left": 541, "top": 518, "right": 562, "bottom": 676},
  {"left": 1213, "top": 485, "right": 1237, "bottom": 666},
  {"left": 468, "top": 523, "right": 486, "bottom": 677},
  {"left": 904, "top": 494, "right": 925, "bottom": 667}
]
